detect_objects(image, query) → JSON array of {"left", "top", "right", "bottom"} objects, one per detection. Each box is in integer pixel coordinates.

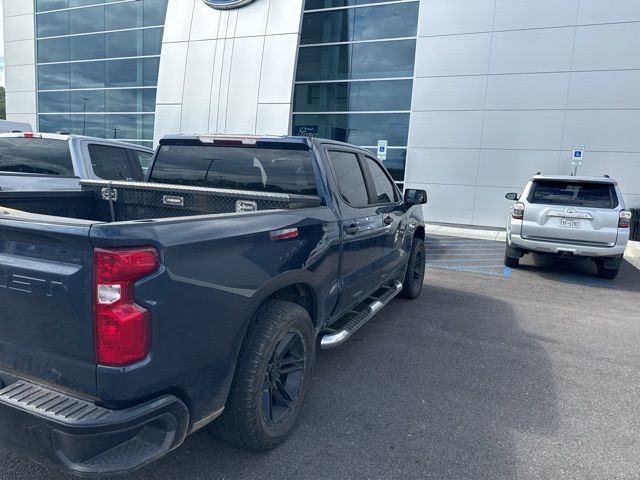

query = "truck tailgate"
[{"left": 0, "top": 217, "right": 96, "bottom": 395}]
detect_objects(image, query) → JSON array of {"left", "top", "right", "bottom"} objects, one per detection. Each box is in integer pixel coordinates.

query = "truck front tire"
[
  {"left": 400, "top": 239, "right": 426, "bottom": 299},
  {"left": 211, "top": 300, "right": 315, "bottom": 451}
]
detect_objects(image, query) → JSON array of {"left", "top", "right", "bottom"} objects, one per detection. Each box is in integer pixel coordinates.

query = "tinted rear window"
[
  {"left": 528, "top": 181, "right": 618, "bottom": 208},
  {"left": 150, "top": 145, "right": 318, "bottom": 196},
  {"left": 0, "top": 137, "right": 73, "bottom": 176}
]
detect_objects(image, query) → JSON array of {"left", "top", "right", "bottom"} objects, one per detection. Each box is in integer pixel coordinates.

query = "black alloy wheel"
[{"left": 262, "top": 332, "right": 306, "bottom": 426}]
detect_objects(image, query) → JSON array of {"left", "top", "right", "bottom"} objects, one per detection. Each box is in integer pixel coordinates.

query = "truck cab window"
[
  {"left": 132, "top": 150, "right": 154, "bottom": 175},
  {"left": 0, "top": 137, "right": 74, "bottom": 176},
  {"left": 364, "top": 156, "right": 396, "bottom": 204},
  {"left": 89, "top": 144, "right": 141, "bottom": 181},
  {"left": 328, "top": 151, "right": 369, "bottom": 207},
  {"left": 150, "top": 146, "right": 318, "bottom": 196}
]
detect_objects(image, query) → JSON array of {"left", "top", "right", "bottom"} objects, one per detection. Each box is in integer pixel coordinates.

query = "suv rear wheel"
[
  {"left": 504, "top": 244, "right": 523, "bottom": 268},
  {"left": 211, "top": 300, "right": 315, "bottom": 450},
  {"left": 596, "top": 261, "right": 620, "bottom": 280}
]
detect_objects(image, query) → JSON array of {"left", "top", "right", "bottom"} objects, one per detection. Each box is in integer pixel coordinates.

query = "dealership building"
[{"left": 3, "top": 0, "right": 640, "bottom": 227}]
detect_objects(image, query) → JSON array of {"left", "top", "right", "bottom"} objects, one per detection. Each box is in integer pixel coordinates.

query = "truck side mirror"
[
  {"left": 505, "top": 192, "right": 519, "bottom": 201},
  {"left": 405, "top": 189, "right": 427, "bottom": 206}
]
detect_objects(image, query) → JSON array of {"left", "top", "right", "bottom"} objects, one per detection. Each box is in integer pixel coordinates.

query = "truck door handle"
[
  {"left": 383, "top": 216, "right": 393, "bottom": 226},
  {"left": 344, "top": 224, "right": 360, "bottom": 235}
]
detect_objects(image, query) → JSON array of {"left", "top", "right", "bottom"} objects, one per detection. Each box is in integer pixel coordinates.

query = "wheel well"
[
  {"left": 267, "top": 283, "right": 317, "bottom": 326},
  {"left": 415, "top": 226, "right": 425, "bottom": 241}
]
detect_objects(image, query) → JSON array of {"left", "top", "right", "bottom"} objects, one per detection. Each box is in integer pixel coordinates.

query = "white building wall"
[
  {"left": 154, "top": 0, "right": 304, "bottom": 144},
  {"left": 407, "top": 0, "right": 640, "bottom": 228},
  {"left": 2, "top": 0, "right": 37, "bottom": 129}
]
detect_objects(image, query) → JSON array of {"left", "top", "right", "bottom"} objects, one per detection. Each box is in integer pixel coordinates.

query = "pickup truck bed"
[{"left": 0, "top": 135, "right": 427, "bottom": 475}]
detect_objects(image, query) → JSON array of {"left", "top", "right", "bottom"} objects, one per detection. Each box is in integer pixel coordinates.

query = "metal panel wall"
[
  {"left": 154, "top": 0, "right": 304, "bottom": 142},
  {"left": 408, "top": 0, "right": 640, "bottom": 227}
]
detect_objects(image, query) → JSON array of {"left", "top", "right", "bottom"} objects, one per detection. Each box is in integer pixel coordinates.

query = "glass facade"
[
  {"left": 35, "top": 0, "right": 169, "bottom": 148},
  {"left": 293, "top": 0, "right": 419, "bottom": 184}
]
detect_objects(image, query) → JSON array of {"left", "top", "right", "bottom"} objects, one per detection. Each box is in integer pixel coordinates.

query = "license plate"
[{"left": 559, "top": 218, "right": 581, "bottom": 229}]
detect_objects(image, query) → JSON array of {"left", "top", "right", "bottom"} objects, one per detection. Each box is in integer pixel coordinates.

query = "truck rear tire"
[
  {"left": 400, "top": 239, "right": 426, "bottom": 299},
  {"left": 211, "top": 300, "right": 315, "bottom": 451}
]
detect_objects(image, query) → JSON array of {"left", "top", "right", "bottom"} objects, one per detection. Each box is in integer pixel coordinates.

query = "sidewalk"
[
  {"left": 427, "top": 223, "right": 640, "bottom": 270},
  {"left": 626, "top": 241, "right": 640, "bottom": 270},
  {"left": 426, "top": 223, "right": 507, "bottom": 242}
]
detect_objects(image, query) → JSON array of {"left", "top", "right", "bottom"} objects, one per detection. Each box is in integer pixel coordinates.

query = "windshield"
[
  {"left": 0, "top": 137, "right": 74, "bottom": 176},
  {"left": 149, "top": 145, "right": 318, "bottom": 196},
  {"left": 528, "top": 180, "right": 619, "bottom": 208}
]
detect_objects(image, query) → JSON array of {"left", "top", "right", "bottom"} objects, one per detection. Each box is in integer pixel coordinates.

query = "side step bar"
[{"left": 320, "top": 280, "right": 403, "bottom": 349}]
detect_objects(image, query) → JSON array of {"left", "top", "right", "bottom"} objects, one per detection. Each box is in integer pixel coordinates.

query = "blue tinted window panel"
[
  {"left": 294, "top": 80, "right": 413, "bottom": 112},
  {"left": 38, "top": 37, "right": 70, "bottom": 63},
  {"left": 301, "top": 3, "right": 419, "bottom": 45},
  {"left": 37, "top": 10, "right": 70, "bottom": 37},
  {"left": 69, "top": 6, "right": 105, "bottom": 34},
  {"left": 37, "top": 0, "right": 69, "bottom": 12},
  {"left": 296, "top": 40, "right": 416, "bottom": 81},
  {"left": 71, "top": 61, "right": 106, "bottom": 88},
  {"left": 105, "top": 2, "right": 142, "bottom": 30},
  {"left": 71, "top": 90, "right": 106, "bottom": 113},
  {"left": 106, "top": 114, "right": 154, "bottom": 140},
  {"left": 292, "top": 113, "right": 409, "bottom": 146},
  {"left": 304, "top": 0, "right": 393, "bottom": 10},
  {"left": 144, "top": 0, "right": 170, "bottom": 26},
  {"left": 38, "top": 63, "right": 71, "bottom": 90},
  {"left": 70, "top": 33, "right": 106, "bottom": 61},
  {"left": 71, "top": 114, "right": 107, "bottom": 137},
  {"left": 38, "top": 91, "right": 71, "bottom": 113},
  {"left": 39, "top": 114, "right": 71, "bottom": 134}
]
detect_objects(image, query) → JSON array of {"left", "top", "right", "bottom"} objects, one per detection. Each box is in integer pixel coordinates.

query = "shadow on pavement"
[
  {"left": 515, "top": 253, "right": 640, "bottom": 293},
  {"left": 1, "top": 283, "right": 558, "bottom": 480}
]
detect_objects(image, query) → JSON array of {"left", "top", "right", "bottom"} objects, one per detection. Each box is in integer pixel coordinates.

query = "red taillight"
[
  {"left": 619, "top": 210, "right": 632, "bottom": 229},
  {"left": 94, "top": 248, "right": 159, "bottom": 366},
  {"left": 22, "top": 133, "right": 42, "bottom": 138},
  {"left": 512, "top": 202, "right": 525, "bottom": 220}
]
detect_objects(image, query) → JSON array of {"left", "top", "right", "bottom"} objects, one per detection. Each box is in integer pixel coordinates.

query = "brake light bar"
[
  {"left": 619, "top": 210, "right": 632, "bottom": 229},
  {"left": 512, "top": 202, "right": 525, "bottom": 220},
  {"left": 198, "top": 135, "right": 258, "bottom": 146},
  {"left": 94, "top": 247, "right": 160, "bottom": 366},
  {"left": 22, "top": 133, "right": 42, "bottom": 138}
]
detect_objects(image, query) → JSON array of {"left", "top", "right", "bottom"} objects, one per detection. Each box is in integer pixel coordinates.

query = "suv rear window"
[
  {"left": 150, "top": 145, "right": 318, "bottom": 196},
  {"left": 0, "top": 137, "right": 74, "bottom": 176},
  {"left": 528, "top": 180, "right": 619, "bottom": 208}
]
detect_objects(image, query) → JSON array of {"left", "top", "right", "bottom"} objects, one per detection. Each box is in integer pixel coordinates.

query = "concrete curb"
[
  {"left": 625, "top": 241, "right": 640, "bottom": 270},
  {"left": 426, "top": 224, "right": 506, "bottom": 242}
]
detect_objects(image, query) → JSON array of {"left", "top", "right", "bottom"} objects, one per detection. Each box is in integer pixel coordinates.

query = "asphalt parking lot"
[{"left": 2, "top": 236, "right": 640, "bottom": 479}]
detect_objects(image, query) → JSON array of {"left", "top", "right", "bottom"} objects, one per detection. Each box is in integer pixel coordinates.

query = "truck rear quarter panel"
[{"left": 89, "top": 207, "right": 340, "bottom": 426}]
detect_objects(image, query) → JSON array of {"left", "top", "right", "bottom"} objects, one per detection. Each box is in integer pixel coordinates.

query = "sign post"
[
  {"left": 377, "top": 140, "right": 388, "bottom": 161},
  {"left": 570, "top": 145, "right": 585, "bottom": 176}
]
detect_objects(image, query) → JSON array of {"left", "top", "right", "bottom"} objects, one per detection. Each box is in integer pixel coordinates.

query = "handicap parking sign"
[{"left": 571, "top": 146, "right": 585, "bottom": 166}]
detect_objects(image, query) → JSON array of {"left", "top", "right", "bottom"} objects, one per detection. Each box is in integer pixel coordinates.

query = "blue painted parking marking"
[{"left": 425, "top": 236, "right": 510, "bottom": 278}]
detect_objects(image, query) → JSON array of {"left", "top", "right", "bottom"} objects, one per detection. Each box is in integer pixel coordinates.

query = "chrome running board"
[{"left": 320, "top": 280, "right": 403, "bottom": 350}]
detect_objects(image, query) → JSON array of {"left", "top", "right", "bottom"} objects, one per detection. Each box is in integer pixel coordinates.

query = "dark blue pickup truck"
[{"left": 0, "top": 135, "right": 426, "bottom": 476}]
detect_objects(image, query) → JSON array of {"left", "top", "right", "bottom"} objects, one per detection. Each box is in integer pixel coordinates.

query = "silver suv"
[{"left": 505, "top": 175, "right": 632, "bottom": 279}]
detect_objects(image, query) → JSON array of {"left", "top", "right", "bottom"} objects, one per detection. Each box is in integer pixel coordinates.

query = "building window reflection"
[
  {"left": 293, "top": 0, "right": 419, "bottom": 184},
  {"left": 35, "top": 0, "right": 168, "bottom": 147}
]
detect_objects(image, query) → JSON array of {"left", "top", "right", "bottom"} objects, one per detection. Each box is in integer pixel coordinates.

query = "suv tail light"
[
  {"left": 619, "top": 210, "right": 632, "bottom": 229},
  {"left": 94, "top": 247, "right": 160, "bottom": 366},
  {"left": 512, "top": 202, "right": 525, "bottom": 220}
]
